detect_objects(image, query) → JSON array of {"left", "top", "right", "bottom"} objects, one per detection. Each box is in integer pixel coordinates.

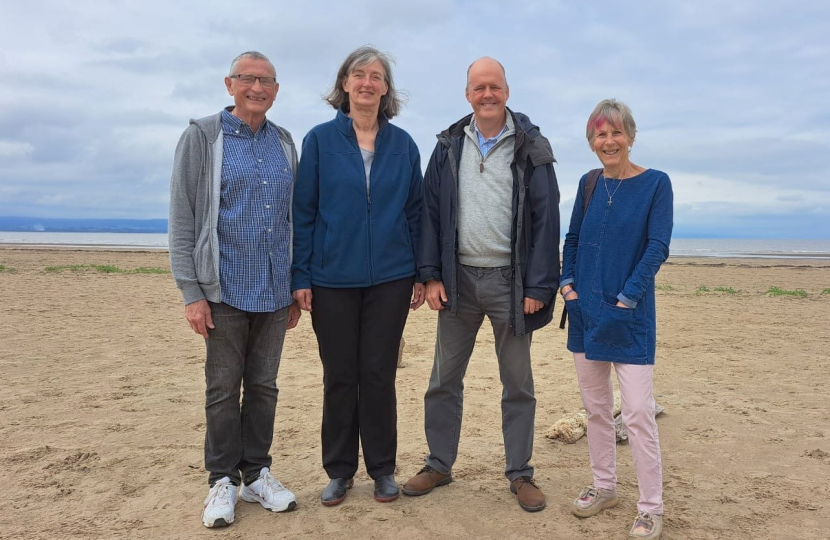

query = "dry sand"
[{"left": 1, "top": 247, "right": 828, "bottom": 539}]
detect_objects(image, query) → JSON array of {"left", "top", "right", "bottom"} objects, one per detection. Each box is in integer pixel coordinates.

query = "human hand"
[
  {"left": 561, "top": 285, "right": 578, "bottom": 301},
  {"left": 524, "top": 297, "right": 544, "bottom": 315},
  {"left": 425, "top": 280, "right": 447, "bottom": 311},
  {"left": 293, "top": 289, "right": 313, "bottom": 312},
  {"left": 615, "top": 301, "right": 631, "bottom": 308},
  {"left": 185, "top": 299, "right": 214, "bottom": 338},
  {"left": 411, "top": 282, "right": 426, "bottom": 310},
  {"left": 287, "top": 301, "right": 302, "bottom": 329}
]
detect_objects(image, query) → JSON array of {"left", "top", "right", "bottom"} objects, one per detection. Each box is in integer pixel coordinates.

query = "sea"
[
  {"left": 1, "top": 231, "right": 829, "bottom": 259},
  {"left": 0, "top": 231, "right": 169, "bottom": 250}
]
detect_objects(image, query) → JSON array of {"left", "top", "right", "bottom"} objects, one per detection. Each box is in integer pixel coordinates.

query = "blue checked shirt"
[
  {"left": 472, "top": 118, "right": 509, "bottom": 156},
  {"left": 218, "top": 109, "right": 293, "bottom": 312}
]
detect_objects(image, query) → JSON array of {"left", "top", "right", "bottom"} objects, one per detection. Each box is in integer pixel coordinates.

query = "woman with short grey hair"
[
  {"left": 560, "top": 98, "right": 673, "bottom": 539},
  {"left": 292, "top": 45, "right": 424, "bottom": 506}
]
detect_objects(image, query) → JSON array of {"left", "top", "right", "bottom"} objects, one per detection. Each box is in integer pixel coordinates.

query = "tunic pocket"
[
  {"left": 565, "top": 297, "right": 586, "bottom": 351},
  {"left": 592, "top": 301, "right": 634, "bottom": 348}
]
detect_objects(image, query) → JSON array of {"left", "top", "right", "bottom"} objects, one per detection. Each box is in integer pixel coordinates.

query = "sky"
[{"left": 1, "top": 1, "right": 828, "bottom": 238}]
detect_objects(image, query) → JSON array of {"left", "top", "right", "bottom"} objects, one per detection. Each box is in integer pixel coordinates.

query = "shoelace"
[
  {"left": 634, "top": 511, "right": 654, "bottom": 532},
  {"left": 258, "top": 472, "right": 286, "bottom": 497},
  {"left": 515, "top": 476, "right": 538, "bottom": 490},
  {"left": 207, "top": 482, "right": 234, "bottom": 506},
  {"left": 579, "top": 486, "right": 598, "bottom": 500}
]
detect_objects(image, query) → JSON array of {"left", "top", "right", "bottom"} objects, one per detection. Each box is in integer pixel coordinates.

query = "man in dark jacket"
[{"left": 402, "top": 57, "right": 560, "bottom": 512}]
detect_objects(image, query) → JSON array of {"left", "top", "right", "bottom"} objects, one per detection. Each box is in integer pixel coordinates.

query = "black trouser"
[{"left": 310, "top": 277, "right": 413, "bottom": 480}]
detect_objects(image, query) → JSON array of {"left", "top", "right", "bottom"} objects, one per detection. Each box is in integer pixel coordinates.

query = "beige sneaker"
[
  {"left": 572, "top": 485, "right": 618, "bottom": 517},
  {"left": 629, "top": 511, "right": 662, "bottom": 539}
]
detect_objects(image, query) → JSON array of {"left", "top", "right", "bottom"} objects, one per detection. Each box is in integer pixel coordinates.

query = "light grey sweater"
[{"left": 457, "top": 115, "right": 516, "bottom": 267}]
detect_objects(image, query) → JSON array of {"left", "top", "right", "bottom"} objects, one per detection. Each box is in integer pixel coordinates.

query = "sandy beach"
[{"left": 1, "top": 247, "right": 828, "bottom": 540}]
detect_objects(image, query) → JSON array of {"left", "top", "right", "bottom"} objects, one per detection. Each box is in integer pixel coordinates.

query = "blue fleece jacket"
[
  {"left": 561, "top": 168, "right": 673, "bottom": 364},
  {"left": 291, "top": 108, "right": 422, "bottom": 289}
]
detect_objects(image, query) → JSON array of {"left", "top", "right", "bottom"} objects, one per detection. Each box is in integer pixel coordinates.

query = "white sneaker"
[
  {"left": 202, "top": 477, "right": 237, "bottom": 528},
  {"left": 240, "top": 467, "right": 297, "bottom": 512}
]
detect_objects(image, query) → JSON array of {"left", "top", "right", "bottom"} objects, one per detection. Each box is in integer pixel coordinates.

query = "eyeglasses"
[{"left": 229, "top": 74, "right": 278, "bottom": 88}]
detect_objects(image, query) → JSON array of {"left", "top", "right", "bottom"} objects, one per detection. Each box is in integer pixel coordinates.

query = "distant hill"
[{"left": 0, "top": 217, "right": 168, "bottom": 233}]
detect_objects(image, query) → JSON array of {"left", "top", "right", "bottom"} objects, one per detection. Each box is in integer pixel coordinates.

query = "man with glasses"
[{"left": 169, "top": 51, "right": 300, "bottom": 528}]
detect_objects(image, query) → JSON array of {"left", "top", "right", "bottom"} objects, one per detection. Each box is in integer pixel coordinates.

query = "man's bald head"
[
  {"left": 465, "top": 57, "right": 510, "bottom": 129},
  {"left": 466, "top": 57, "right": 508, "bottom": 90}
]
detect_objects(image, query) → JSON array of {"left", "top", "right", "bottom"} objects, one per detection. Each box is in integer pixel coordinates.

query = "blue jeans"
[{"left": 204, "top": 302, "right": 288, "bottom": 486}]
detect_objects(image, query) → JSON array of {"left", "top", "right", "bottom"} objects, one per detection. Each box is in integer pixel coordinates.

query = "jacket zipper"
[
  {"left": 444, "top": 136, "right": 461, "bottom": 305},
  {"left": 508, "top": 129, "right": 525, "bottom": 330},
  {"left": 365, "top": 133, "right": 377, "bottom": 284}
]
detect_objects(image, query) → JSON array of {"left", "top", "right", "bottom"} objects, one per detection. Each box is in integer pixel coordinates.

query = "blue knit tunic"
[{"left": 560, "top": 168, "right": 673, "bottom": 364}]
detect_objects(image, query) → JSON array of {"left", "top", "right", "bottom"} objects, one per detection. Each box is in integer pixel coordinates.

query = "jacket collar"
[
  {"left": 438, "top": 108, "right": 555, "bottom": 166},
  {"left": 440, "top": 107, "right": 525, "bottom": 141},
  {"left": 335, "top": 105, "right": 389, "bottom": 136}
]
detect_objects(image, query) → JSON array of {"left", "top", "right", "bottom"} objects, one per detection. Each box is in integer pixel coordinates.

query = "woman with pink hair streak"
[{"left": 560, "top": 99, "right": 673, "bottom": 540}]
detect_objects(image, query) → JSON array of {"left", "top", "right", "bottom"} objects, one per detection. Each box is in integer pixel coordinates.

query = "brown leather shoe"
[
  {"left": 510, "top": 476, "right": 546, "bottom": 512},
  {"left": 401, "top": 466, "right": 452, "bottom": 496}
]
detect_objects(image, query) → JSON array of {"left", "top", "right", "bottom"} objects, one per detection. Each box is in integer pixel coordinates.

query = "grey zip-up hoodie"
[{"left": 168, "top": 109, "right": 298, "bottom": 306}]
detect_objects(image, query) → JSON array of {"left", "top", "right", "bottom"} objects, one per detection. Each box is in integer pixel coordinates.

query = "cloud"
[
  {"left": 0, "top": 140, "right": 34, "bottom": 158},
  {"left": 0, "top": 0, "right": 828, "bottom": 237}
]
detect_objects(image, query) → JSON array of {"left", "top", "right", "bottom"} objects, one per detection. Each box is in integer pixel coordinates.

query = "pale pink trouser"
[{"left": 573, "top": 352, "right": 663, "bottom": 515}]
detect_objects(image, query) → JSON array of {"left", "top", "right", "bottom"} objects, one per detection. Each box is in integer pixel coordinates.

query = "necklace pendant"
[{"left": 607, "top": 199, "right": 612, "bottom": 206}]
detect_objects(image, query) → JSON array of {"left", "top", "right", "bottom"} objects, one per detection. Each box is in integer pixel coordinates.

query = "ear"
[{"left": 225, "top": 77, "right": 233, "bottom": 95}]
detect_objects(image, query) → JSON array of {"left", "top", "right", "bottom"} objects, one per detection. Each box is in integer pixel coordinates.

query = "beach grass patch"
[
  {"left": 92, "top": 265, "right": 123, "bottom": 273},
  {"left": 765, "top": 286, "right": 807, "bottom": 298},
  {"left": 45, "top": 264, "right": 124, "bottom": 273},
  {"left": 0, "top": 264, "right": 15, "bottom": 273},
  {"left": 695, "top": 286, "right": 710, "bottom": 295},
  {"left": 45, "top": 264, "right": 168, "bottom": 274},
  {"left": 133, "top": 267, "right": 169, "bottom": 274},
  {"left": 655, "top": 283, "right": 675, "bottom": 291},
  {"left": 822, "top": 288, "right": 830, "bottom": 295},
  {"left": 714, "top": 286, "right": 737, "bottom": 294}
]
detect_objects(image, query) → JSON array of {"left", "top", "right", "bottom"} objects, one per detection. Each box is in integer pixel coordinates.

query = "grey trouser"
[{"left": 424, "top": 265, "right": 536, "bottom": 480}]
